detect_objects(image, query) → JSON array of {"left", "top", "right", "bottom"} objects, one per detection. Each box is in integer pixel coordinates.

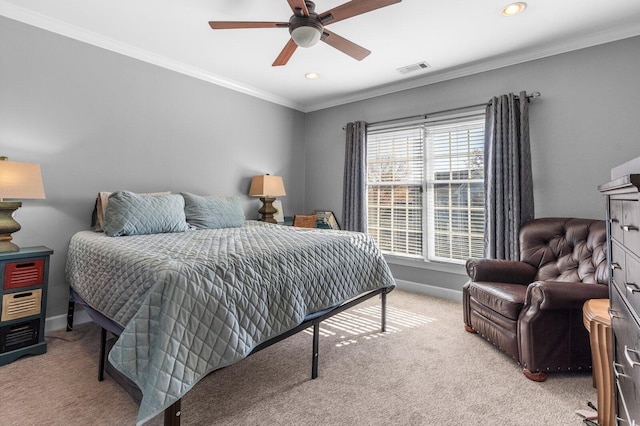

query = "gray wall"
[
  {"left": 304, "top": 36, "right": 640, "bottom": 295},
  {"left": 3, "top": 14, "right": 640, "bottom": 318},
  {"left": 0, "top": 17, "right": 306, "bottom": 318}
]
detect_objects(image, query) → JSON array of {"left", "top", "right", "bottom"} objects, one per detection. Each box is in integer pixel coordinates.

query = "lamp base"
[
  {"left": 258, "top": 197, "right": 277, "bottom": 224},
  {"left": 0, "top": 201, "right": 22, "bottom": 253}
]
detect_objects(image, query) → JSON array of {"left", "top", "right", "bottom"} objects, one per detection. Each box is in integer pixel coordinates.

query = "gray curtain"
[
  {"left": 343, "top": 121, "right": 368, "bottom": 232},
  {"left": 484, "top": 91, "right": 534, "bottom": 260}
]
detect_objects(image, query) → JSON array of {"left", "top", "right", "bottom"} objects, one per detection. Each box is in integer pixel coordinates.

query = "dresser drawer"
[
  {"left": 611, "top": 242, "right": 626, "bottom": 295},
  {"left": 612, "top": 199, "right": 640, "bottom": 254},
  {"left": 611, "top": 287, "right": 640, "bottom": 425},
  {"left": 612, "top": 242, "right": 640, "bottom": 316},
  {"left": 623, "top": 199, "right": 640, "bottom": 254},
  {"left": 610, "top": 199, "right": 624, "bottom": 245},
  {"left": 626, "top": 251, "right": 640, "bottom": 316}
]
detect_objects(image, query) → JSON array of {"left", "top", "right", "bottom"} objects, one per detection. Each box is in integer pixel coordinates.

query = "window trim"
[
  {"left": 382, "top": 253, "right": 468, "bottom": 275},
  {"left": 366, "top": 108, "right": 486, "bottom": 265}
]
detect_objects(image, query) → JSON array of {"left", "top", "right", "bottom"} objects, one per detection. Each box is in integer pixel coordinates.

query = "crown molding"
[
  {"left": 2, "top": 1, "right": 639, "bottom": 114},
  {"left": 0, "top": 1, "right": 305, "bottom": 111},
  {"left": 304, "top": 22, "right": 640, "bottom": 112}
]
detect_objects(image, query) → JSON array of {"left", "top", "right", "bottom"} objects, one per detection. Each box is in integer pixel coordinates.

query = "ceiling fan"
[{"left": 209, "top": 0, "right": 402, "bottom": 66}]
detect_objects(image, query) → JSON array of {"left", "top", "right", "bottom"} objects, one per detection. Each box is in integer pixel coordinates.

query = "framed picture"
[
  {"left": 273, "top": 200, "right": 284, "bottom": 223},
  {"left": 315, "top": 211, "right": 340, "bottom": 230}
]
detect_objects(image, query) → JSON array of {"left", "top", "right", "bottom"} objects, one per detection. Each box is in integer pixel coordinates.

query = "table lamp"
[
  {"left": 248, "top": 174, "right": 286, "bottom": 224},
  {"left": 0, "top": 157, "right": 46, "bottom": 252}
]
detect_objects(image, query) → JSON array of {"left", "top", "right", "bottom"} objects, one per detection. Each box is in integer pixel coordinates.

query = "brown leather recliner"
[{"left": 463, "top": 217, "right": 609, "bottom": 381}]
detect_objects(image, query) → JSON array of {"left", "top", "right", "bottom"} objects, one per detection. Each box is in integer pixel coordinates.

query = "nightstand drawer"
[
  {"left": 3, "top": 259, "right": 45, "bottom": 290},
  {"left": 0, "top": 318, "right": 40, "bottom": 353},
  {"left": 1, "top": 289, "right": 42, "bottom": 322}
]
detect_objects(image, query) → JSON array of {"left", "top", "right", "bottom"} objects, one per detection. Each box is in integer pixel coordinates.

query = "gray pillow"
[
  {"left": 181, "top": 192, "right": 245, "bottom": 229},
  {"left": 103, "top": 191, "right": 190, "bottom": 237}
]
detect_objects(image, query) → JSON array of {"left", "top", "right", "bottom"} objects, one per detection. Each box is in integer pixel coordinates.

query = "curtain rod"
[{"left": 344, "top": 91, "right": 541, "bottom": 130}]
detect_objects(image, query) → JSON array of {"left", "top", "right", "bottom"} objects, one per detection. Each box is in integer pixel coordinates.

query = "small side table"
[
  {"left": 0, "top": 246, "right": 53, "bottom": 366},
  {"left": 582, "top": 298, "right": 614, "bottom": 426}
]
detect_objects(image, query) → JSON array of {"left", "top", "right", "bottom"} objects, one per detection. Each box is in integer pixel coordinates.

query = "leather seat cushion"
[{"left": 466, "top": 281, "right": 527, "bottom": 321}]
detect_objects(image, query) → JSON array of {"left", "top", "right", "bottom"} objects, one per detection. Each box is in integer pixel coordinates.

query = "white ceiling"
[{"left": 2, "top": 0, "right": 640, "bottom": 112}]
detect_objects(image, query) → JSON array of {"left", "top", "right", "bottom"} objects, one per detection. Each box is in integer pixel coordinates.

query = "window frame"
[{"left": 366, "top": 109, "right": 486, "bottom": 265}]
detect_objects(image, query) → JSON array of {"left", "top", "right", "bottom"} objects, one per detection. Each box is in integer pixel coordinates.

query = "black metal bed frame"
[{"left": 67, "top": 287, "right": 389, "bottom": 426}]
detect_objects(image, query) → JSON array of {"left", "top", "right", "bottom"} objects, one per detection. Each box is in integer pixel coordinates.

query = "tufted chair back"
[{"left": 519, "top": 218, "right": 608, "bottom": 284}]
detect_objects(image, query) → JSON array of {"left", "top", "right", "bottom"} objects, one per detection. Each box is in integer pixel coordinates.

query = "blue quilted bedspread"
[{"left": 66, "top": 221, "right": 395, "bottom": 424}]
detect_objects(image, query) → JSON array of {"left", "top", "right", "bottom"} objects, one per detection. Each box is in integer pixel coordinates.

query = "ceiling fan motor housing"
[{"left": 289, "top": 1, "right": 324, "bottom": 47}]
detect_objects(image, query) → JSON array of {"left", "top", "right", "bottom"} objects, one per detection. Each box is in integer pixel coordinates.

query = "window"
[{"left": 366, "top": 111, "right": 485, "bottom": 264}]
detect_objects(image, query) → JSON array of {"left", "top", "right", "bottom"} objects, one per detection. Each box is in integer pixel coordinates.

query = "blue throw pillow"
[
  {"left": 103, "top": 191, "right": 190, "bottom": 237},
  {"left": 181, "top": 192, "right": 245, "bottom": 229}
]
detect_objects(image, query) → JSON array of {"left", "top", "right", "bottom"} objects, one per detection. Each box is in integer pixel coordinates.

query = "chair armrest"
[
  {"left": 525, "top": 280, "right": 609, "bottom": 310},
  {"left": 465, "top": 258, "right": 538, "bottom": 284}
]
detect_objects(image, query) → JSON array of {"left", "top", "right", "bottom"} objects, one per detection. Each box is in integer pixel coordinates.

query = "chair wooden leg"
[
  {"left": 464, "top": 325, "right": 476, "bottom": 333},
  {"left": 523, "top": 368, "right": 547, "bottom": 382}
]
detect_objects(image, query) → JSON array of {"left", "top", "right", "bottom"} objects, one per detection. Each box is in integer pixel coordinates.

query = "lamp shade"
[
  {"left": 0, "top": 159, "right": 46, "bottom": 200},
  {"left": 248, "top": 175, "right": 286, "bottom": 198}
]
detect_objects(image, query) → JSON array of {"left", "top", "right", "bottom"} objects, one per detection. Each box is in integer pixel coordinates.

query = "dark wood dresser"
[{"left": 599, "top": 173, "right": 640, "bottom": 425}]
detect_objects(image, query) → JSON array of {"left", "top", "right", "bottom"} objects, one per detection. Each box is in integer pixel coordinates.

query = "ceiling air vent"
[{"left": 396, "top": 61, "right": 431, "bottom": 75}]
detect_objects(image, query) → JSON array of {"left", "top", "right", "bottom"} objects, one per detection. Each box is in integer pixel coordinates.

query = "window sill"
[{"left": 383, "top": 254, "right": 467, "bottom": 276}]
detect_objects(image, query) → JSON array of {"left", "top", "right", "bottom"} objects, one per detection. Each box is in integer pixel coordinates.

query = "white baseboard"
[
  {"left": 45, "top": 308, "right": 92, "bottom": 333},
  {"left": 394, "top": 279, "right": 463, "bottom": 303}
]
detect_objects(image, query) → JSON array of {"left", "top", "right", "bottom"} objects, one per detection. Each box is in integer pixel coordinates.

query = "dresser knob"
[{"left": 621, "top": 224, "right": 639, "bottom": 232}]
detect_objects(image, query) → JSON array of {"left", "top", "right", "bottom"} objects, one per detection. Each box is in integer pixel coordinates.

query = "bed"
[{"left": 65, "top": 191, "right": 396, "bottom": 425}]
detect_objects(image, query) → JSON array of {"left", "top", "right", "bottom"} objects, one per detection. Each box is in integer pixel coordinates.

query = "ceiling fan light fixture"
[{"left": 291, "top": 25, "right": 322, "bottom": 48}]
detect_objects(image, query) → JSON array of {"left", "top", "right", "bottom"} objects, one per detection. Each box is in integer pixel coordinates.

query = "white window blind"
[
  {"left": 426, "top": 119, "right": 485, "bottom": 262},
  {"left": 366, "top": 112, "right": 485, "bottom": 264},
  {"left": 367, "top": 126, "right": 424, "bottom": 257}
]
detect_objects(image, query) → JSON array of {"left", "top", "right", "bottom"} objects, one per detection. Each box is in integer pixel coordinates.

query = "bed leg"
[
  {"left": 381, "top": 290, "right": 387, "bottom": 333},
  {"left": 66, "top": 299, "right": 75, "bottom": 332},
  {"left": 311, "top": 322, "right": 320, "bottom": 379},
  {"left": 164, "top": 399, "right": 181, "bottom": 426},
  {"left": 98, "top": 327, "right": 107, "bottom": 382}
]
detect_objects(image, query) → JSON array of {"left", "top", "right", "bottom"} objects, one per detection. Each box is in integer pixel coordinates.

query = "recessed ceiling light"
[
  {"left": 502, "top": 2, "right": 527, "bottom": 16},
  {"left": 305, "top": 72, "right": 320, "bottom": 80}
]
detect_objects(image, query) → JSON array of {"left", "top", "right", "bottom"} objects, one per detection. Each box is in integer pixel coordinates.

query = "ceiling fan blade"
[
  {"left": 321, "top": 29, "right": 370, "bottom": 61},
  {"left": 319, "top": 0, "right": 402, "bottom": 25},
  {"left": 209, "top": 21, "right": 289, "bottom": 30},
  {"left": 287, "top": 0, "right": 309, "bottom": 17},
  {"left": 272, "top": 39, "right": 298, "bottom": 66}
]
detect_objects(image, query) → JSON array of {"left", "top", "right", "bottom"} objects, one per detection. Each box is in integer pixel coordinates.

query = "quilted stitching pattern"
[
  {"left": 520, "top": 218, "right": 607, "bottom": 284},
  {"left": 181, "top": 192, "right": 245, "bottom": 229},
  {"left": 103, "top": 191, "right": 190, "bottom": 237},
  {"left": 65, "top": 221, "right": 395, "bottom": 424}
]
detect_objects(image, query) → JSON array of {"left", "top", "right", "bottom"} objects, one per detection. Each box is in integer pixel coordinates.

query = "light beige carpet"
[{"left": 0, "top": 290, "right": 596, "bottom": 425}]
